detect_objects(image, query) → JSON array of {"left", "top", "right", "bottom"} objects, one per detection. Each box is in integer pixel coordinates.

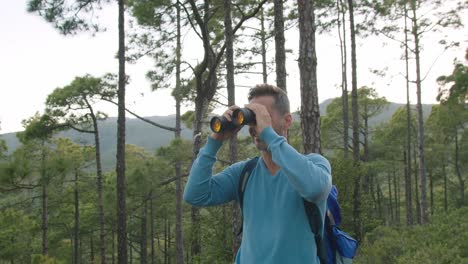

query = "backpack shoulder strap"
[
  {"left": 238, "top": 156, "right": 259, "bottom": 210},
  {"left": 303, "top": 199, "right": 327, "bottom": 264}
]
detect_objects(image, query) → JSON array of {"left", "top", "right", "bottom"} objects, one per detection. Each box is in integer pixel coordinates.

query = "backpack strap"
[
  {"left": 304, "top": 200, "right": 327, "bottom": 264},
  {"left": 237, "top": 157, "right": 259, "bottom": 235}
]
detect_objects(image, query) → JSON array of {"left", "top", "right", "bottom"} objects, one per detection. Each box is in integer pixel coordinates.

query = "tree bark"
[
  {"left": 174, "top": 3, "right": 184, "bottom": 264},
  {"left": 443, "top": 159, "right": 448, "bottom": 212},
  {"left": 74, "top": 170, "right": 80, "bottom": 264},
  {"left": 347, "top": 0, "right": 362, "bottom": 241},
  {"left": 403, "top": 4, "right": 413, "bottom": 225},
  {"left": 337, "top": 0, "right": 349, "bottom": 158},
  {"left": 410, "top": 0, "right": 428, "bottom": 224},
  {"left": 454, "top": 133, "right": 465, "bottom": 205},
  {"left": 387, "top": 172, "right": 393, "bottom": 223},
  {"left": 141, "top": 197, "right": 147, "bottom": 264},
  {"left": 90, "top": 112, "right": 107, "bottom": 264},
  {"left": 117, "top": 0, "right": 128, "bottom": 262},
  {"left": 41, "top": 145, "right": 48, "bottom": 256},
  {"left": 298, "top": 0, "right": 321, "bottom": 154},
  {"left": 150, "top": 192, "right": 155, "bottom": 264},
  {"left": 260, "top": 7, "right": 268, "bottom": 83},
  {"left": 224, "top": 0, "right": 241, "bottom": 257},
  {"left": 274, "top": 0, "right": 287, "bottom": 91},
  {"left": 413, "top": 144, "right": 421, "bottom": 224}
]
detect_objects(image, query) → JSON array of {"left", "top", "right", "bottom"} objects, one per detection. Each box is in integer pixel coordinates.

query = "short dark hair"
[{"left": 248, "top": 84, "right": 290, "bottom": 115}]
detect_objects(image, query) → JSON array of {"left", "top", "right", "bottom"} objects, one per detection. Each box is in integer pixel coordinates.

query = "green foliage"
[
  {"left": 0, "top": 209, "right": 37, "bottom": 262},
  {"left": 27, "top": 0, "right": 107, "bottom": 35},
  {"left": 356, "top": 207, "right": 468, "bottom": 264}
]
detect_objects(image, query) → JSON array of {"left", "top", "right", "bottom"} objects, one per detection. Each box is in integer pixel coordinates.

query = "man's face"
[{"left": 248, "top": 95, "right": 290, "bottom": 151}]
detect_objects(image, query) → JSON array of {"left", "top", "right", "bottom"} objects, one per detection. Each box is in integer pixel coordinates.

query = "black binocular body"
[{"left": 210, "top": 108, "right": 256, "bottom": 133}]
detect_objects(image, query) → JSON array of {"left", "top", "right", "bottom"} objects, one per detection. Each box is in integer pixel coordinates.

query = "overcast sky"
[{"left": 1, "top": 0, "right": 466, "bottom": 134}]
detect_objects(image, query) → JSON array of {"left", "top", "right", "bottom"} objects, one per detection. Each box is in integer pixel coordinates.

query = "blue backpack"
[{"left": 238, "top": 157, "right": 358, "bottom": 264}]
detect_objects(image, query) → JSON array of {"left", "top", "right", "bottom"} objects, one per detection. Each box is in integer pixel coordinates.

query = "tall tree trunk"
[
  {"left": 393, "top": 168, "right": 399, "bottom": 224},
  {"left": 429, "top": 170, "right": 434, "bottom": 215},
  {"left": 387, "top": 172, "right": 393, "bottom": 223},
  {"left": 91, "top": 114, "right": 107, "bottom": 264},
  {"left": 41, "top": 146, "right": 48, "bottom": 256},
  {"left": 454, "top": 133, "right": 465, "bottom": 205},
  {"left": 174, "top": 3, "right": 184, "bottom": 264},
  {"left": 74, "top": 170, "right": 80, "bottom": 264},
  {"left": 164, "top": 217, "right": 168, "bottom": 264},
  {"left": 112, "top": 228, "right": 116, "bottom": 264},
  {"left": 150, "top": 192, "right": 155, "bottom": 264},
  {"left": 117, "top": 0, "right": 128, "bottom": 262},
  {"left": 410, "top": 0, "right": 428, "bottom": 224},
  {"left": 377, "top": 183, "right": 383, "bottom": 219},
  {"left": 413, "top": 144, "right": 421, "bottom": 224},
  {"left": 337, "top": 0, "right": 349, "bottom": 158},
  {"left": 347, "top": 0, "right": 362, "bottom": 241},
  {"left": 91, "top": 235, "right": 95, "bottom": 263},
  {"left": 224, "top": 0, "right": 240, "bottom": 257},
  {"left": 274, "top": 0, "right": 287, "bottom": 91},
  {"left": 404, "top": 2, "right": 413, "bottom": 226},
  {"left": 141, "top": 197, "right": 147, "bottom": 264},
  {"left": 260, "top": 7, "right": 268, "bottom": 83},
  {"left": 168, "top": 220, "right": 172, "bottom": 264},
  {"left": 298, "top": 0, "right": 321, "bottom": 154},
  {"left": 443, "top": 159, "right": 448, "bottom": 212}
]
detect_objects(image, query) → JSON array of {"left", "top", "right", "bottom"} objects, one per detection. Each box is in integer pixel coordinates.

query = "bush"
[{"left": 355, "top": 207, "right": 468, "bottom": 264}]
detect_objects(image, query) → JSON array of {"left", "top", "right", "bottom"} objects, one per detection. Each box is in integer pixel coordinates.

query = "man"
[{"left": 184, "top": 84, "right": 332, "bottom": 263}]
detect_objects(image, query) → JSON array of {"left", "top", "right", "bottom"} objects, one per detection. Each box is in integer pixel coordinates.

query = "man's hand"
[
  {"left": 211, "top": 105, "right": 242, "bottom": 141},
  {"left": 244, "top": 103, "right": 272, "bottom": 136}
]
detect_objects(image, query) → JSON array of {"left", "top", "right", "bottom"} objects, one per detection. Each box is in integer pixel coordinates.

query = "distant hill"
[{"left": 0, "top": 100, "right": 434, "bottom": 170}]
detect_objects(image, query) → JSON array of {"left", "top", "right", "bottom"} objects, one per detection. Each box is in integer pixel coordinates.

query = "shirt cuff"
[{"left": 259, "top": 126, "right": 282, "bottom": 147}]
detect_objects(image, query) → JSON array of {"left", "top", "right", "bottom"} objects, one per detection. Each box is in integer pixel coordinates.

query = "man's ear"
[{"left": 285, "top": 113, "right": 293, "bottom": 128}]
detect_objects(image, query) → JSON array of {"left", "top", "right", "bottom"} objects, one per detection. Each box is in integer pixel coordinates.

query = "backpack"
[{"left": 238, "top": 157, "right": 358, "bottom": 264}]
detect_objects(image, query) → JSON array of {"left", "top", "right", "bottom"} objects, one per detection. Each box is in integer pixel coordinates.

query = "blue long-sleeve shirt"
[{"left": 184, "top": 126, "right": 332, "bottom": 263}]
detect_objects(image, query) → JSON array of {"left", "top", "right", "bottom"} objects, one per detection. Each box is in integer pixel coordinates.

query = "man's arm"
[
  {"left": 183, "top": 136, "right": 245, "bottom": 206},
  {"left": 261, "top": 126, "right": 332, "bottom": 202}
]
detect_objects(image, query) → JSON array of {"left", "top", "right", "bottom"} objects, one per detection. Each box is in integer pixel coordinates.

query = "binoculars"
[{"left": 210, "top": 108, "right": 256, "bottom": 133}]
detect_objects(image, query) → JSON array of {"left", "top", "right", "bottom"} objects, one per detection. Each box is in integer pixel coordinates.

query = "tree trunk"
[
  {"left": 413, "top": 144, "right": 421, "bottom": 224},
  {"left": 337, "top": 0, "right": 349, "bottom": 158},
  {"left": 274, "top": 0, "right": 287, "bottom": 91},
  {"left": 404, "top": 151, "right": 413, "bottom": 225},
  {"left": 117, "top": 0, "right": 128, "bottom": 262},
  {"left": 164, "top": 217, "right": 168, "bottom": 264},
  {"left": 168, "top": 220, "right": 172, "bottom": 264},
  {"left": 91, "top": 114, "right": 107, "bottom": 264},
  {"left": 91, "top": 235, "right": 95, "bottom": 263},
  {"left": 141, "top": 197, "right": 147, "bottom": 264},
  {"left": 260, "top": 7, "right": 268, "bottom": 83},
  {"left": 74, "top": 170, "right": 80, "bottom": 264},
  {"left": 377, "top": 183, "right": 383, "bottom": 219},
  {"left": 454, "top": 133, "right": 465, "bottom": 205},
  {"left": 112, "top": 228, "right": 116, "bottom": 264},
  {"left": 393, "top": 168, "right": 399, "bottom": 224},
  {"left": 429, "top": 170, "right": 434, "bottom": 215},
  {"left": 410, "top": 0, "right": 428, "bottom": 224},
  {"left": 224, "top": 0, "right": 240, "bottom": 257},
  {"left": 174, "top": 3, "right": 184, "bottom": 264},
  {"left": 347, "top": 0, "right": 362, "bottom": 241},
  {"left": 298, "top": 0, "right": 321, "bottom": 154},
  {"left": 387, "top": 172, "right": 393, "bottom": 223},
  {"left": 443, "top": 159, "right": 448, "bottom": 212},
  {"left": 41, "top": 146, "right": 48, "bottom": 256},
  {"left": 150, "top": 192, "right": 155, "bottom": 264},
  {"left": 404, "top": 2, "right": 413, "bottom": 226}
]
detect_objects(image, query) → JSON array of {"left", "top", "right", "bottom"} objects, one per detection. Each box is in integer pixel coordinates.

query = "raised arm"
[
  {"left": 261, "top": 126, "right": 332, "bottom": 202},
  {"left": 183, "top": 137, "right": 245, "bottom": 206}
]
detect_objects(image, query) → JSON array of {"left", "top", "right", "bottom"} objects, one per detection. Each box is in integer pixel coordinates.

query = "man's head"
[{"left": 247, "top": 84, "right": 292, "bottom": 150}]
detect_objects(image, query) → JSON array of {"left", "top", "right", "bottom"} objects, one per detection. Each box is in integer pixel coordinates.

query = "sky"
[{"left": 0, "top": 0, "right": 466, "bottom": 134}]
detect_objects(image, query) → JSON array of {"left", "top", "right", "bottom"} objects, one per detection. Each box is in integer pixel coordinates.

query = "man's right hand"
[{"left": 211, "top": 105, "right": 242, "bottom": 141}]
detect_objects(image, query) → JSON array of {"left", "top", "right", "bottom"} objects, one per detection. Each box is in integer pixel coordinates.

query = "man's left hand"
[{"left": 244, "top": 103, "right": 272, "bottom": 136}]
